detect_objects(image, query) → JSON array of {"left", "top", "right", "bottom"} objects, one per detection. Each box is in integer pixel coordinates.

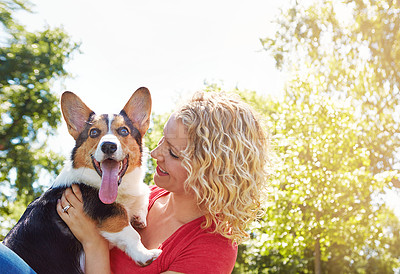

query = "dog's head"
[{"left": 60, "top": 87, "right": 151, "bottom": 204}]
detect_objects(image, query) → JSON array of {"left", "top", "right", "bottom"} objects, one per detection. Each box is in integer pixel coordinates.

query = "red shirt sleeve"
[{"left": 148, "top": 185, "right": 168, "bottom": 209}]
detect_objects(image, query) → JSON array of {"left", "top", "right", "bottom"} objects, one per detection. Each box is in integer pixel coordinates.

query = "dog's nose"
[{"left": 101, "top": 142, "right": 118, "bottom": 155}]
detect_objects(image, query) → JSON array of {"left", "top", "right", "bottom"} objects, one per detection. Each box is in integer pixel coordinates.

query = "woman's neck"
[{"left": 163, "top": 191, "right": 203, "bottom": 225}]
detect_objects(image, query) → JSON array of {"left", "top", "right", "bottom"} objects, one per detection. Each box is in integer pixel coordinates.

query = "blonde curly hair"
[{"left": 176, "top": 91, "right": 271, "bottom": 244}]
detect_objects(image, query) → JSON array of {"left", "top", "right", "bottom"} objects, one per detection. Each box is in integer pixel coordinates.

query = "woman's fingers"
[
  {"left": 56, "top": 198, "right": 71, "bottom": 223},
  {"left": 60, "top": 190, "right": 72, "bottom": 210},
  {"left": 71, "top": 184, "right": 83, "bottom": 203},
  {"left": 63, "top": 185, "right": 83, "bottom": 210},
  {"left": 56, "top": 185, "right": 83, "bottom": 220}
]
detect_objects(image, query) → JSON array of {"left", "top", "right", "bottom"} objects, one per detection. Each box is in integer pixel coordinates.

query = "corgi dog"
[{"left": 3, "top": 87, "right": 161, "bottom": 274}]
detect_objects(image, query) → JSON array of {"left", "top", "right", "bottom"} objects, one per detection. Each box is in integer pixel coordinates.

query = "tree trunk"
[{"left": 314, "top": 237, "right": 321, "bottom": 274}]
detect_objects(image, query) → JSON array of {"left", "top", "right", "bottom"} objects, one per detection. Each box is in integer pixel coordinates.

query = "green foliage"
[
  {"left": 232, "top": 0, "right": 400, "bottom": 272},
  {"left": 228, "top": 85, "right": 400, "bottom": 273},
  {"left": 0, "top": 0, "right": 31, "bottom": 35},
  {"left": 0, "top": 0, "right": 79, "bottom": 238},
  {"left": 262, "top": 0, "right": 399, "bottom": 176}
]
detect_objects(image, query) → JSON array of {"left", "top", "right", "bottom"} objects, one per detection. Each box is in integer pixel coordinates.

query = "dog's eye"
[
  {"left": 89, "top": 128, "right": 101, "bottom": 138},
  {"left": 118, "top": 127, "right": 129, "bottom": 137}
]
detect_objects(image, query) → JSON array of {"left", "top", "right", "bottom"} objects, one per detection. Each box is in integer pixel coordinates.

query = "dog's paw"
[
  {"left": 135, "top": 248, "right": 162, "bottom": 267},
  {"left": 131, "top": 215, "right": 147, "bottom": 229}
]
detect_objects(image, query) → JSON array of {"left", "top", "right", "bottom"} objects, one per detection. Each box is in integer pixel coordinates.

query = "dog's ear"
[
  {"left": 121, "top": 87, "right": 152, "bottom": 137},
  {"left": 61, "top": 91, "right": 94, "bottom": 140}
]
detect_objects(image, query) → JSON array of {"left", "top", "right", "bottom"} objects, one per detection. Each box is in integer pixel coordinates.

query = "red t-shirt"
[{"left": 110, "top": 186, "right": 238, "bottom": 274}]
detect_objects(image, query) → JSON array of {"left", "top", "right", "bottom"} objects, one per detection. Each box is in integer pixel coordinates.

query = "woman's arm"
[
  {"left": 56, "top": 184, "right": 111, "bottom": 274},
  {"left": 79, "top": 236, "right": 110, "bottom": 274}
]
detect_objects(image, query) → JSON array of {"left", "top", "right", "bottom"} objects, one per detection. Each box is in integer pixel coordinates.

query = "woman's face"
[{"left": 150, "top": 113, "right": 188, "bottom": 193}]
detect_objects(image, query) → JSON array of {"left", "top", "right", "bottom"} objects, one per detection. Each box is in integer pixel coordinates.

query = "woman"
[{"left": 57, "top": 91, "right": 271, "bottom": 273}]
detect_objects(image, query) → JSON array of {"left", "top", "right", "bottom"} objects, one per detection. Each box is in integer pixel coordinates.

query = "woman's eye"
[
  {"left": 169, "top": 149, "right": 179, "bottom": 159},
  {"left": 118, "top": 127, "right": 129, "bottom": 136},
  {"left": 89, "top": 128, "right": 101, "bottom": 138}
]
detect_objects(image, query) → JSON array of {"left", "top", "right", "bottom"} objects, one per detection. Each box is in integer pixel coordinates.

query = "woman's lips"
[{"left": 156, "top": 166, "right": 169, "bottom": 176}]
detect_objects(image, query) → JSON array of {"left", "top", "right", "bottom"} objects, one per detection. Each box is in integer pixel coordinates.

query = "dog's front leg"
[
  {"left": 99, "top": 216, "right": 161, "bottom": 266},
  {"left": 127, "top": 193, "right": 149, "bottom": 229}
]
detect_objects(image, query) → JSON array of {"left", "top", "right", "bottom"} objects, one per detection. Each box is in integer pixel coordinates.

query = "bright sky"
[{"left": 20, "top": 0, "right": 283, "bottom": 115}]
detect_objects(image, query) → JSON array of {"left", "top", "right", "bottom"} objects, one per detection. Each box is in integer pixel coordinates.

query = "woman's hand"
[
  {"left": 56, "top": 184, "right": 111, "bottom": 274},
  {"left": 56, "top": 184, "right": 101, "bottom": 246}
]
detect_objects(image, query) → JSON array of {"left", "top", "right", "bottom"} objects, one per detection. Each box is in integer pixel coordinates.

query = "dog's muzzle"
[{"left": 91, "top": 154, "right": 129, "bottom": 185}]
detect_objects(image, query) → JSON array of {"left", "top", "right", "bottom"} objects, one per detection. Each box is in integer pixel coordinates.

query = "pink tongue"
[{"left": 99, "top": 159, "right": 119, "bottom": 204}]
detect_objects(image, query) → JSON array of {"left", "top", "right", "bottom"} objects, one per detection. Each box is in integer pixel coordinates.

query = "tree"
[
  {"left": 235, "top": 0, "right": 400, "bottom": 272},
  {"left": 230, "top": 86, "right": 400, "bottom": 273},
  {"left": 0, "top": 0, "right": 79, "bottom": 237},
  {"left": 262, "top": 0, "right": 399, "bottom": 178}
]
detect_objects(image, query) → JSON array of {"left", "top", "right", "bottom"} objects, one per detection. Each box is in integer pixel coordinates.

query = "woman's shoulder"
[{"left": 148, "top": 185, "right": 169, "bottom": 209}]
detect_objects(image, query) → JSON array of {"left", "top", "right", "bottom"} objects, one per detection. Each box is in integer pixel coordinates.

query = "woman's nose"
[{"left": 151, "top": 144, "right": 163, "bottom": 160}]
